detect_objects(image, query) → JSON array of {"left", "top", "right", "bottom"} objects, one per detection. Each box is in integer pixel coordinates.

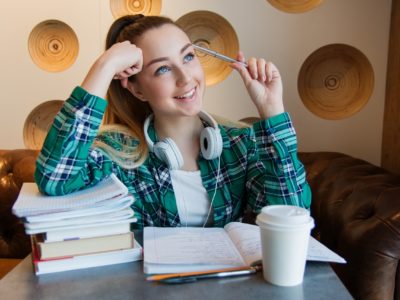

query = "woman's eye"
[
  {"left": 155, "top": 65, "right": 170, "bottom": 76},
  {"left": 184, "top": 52, "right": 195, "bottom": 63}
]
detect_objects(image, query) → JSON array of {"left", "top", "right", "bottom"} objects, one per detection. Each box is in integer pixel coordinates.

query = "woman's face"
[{"left": 131, "top": 24, "right": 205, "bottom": 119}]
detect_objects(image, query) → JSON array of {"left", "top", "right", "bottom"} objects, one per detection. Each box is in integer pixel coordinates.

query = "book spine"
[{"left": 36, "top": 232, "right": 135, "bottom": 260}]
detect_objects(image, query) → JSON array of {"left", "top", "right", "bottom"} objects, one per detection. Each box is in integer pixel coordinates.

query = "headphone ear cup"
[
  {"left": 153, "top": 138, "right": 184, "bottom": 170},
  {"left": 200, "top": 127, "right": 223, "bottom": 160}
]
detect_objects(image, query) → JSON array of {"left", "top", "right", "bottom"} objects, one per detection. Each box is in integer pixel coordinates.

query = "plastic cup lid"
[{"left": 256, "top": 205, "right": 314, "bottom": 228}]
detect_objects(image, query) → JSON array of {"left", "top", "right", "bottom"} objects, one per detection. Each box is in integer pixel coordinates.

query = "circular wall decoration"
[
  {"left": 176, "top": 10, "right": 239, "bottom": 86},
  {"left": 28, "top": 20, "right": 79, "bottom": 72},
  {"left": 23, "top": 100, "right": 64, "bottom": 150},
  {"left": 267, "top": 0, "right": 323, "bottom": 13},
  {"left": 110, "top": 0, "right": 161, "bottom": 18},
  {"left": 298, "top": 43, "right": 374, "bottom": 120}
]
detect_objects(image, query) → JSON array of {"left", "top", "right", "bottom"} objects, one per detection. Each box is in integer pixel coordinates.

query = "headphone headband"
[
  {"left": 143, "top": 111, "right": 222, "bottom": 169},
  {"left": 143, "top": 111, "right": 219, "bottom": 148},
  {"left": 143, "top": 114, "right": 155, "bottom": 151},
  {"left": 198, "top": 111, "right": 219, "bottom": 131}
]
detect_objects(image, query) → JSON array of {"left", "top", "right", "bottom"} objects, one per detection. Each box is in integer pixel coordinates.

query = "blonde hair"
[
  {"left": 94, "top": 124, "right": 148, "bottom": 170},
  {"left": 99, "top": 14, "right": 177, "bottom": 169}
]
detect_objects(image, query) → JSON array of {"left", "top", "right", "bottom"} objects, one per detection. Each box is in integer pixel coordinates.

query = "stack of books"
[{"left": 12, "top": 174, "right": 142, "bottom": 275}]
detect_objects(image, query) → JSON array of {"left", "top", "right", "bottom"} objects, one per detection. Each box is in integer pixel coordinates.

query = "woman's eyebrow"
[
  {"left": 146, "top": 43, "right": 192, "bottom": 67},
  {"left": 180, "top": 43, "right": 192, "bottom": 53}
]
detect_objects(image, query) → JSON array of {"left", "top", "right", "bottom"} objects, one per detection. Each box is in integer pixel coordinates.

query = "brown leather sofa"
[
  {"left": 0, "top": 149, "right": 399, "bottom": 300},
  {"left": 0, "top": 150, "right": 38, "bottom": 279}
]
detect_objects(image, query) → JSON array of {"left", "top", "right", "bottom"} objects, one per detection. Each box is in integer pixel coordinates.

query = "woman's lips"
[{"left": 174, "top": 87, "right": 197, "bottom": 102}]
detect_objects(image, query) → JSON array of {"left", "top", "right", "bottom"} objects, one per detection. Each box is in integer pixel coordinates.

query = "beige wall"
[{"left": 0, "top": 0, "right": 392, "bottom": 166}]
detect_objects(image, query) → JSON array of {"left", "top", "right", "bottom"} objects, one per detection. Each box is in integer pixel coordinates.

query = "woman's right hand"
[
  {"left": 81, "top": 41, "right": 143, "bottom": 97},
  {"left": 106, "top": 41, "right": 143, "bottom": 88}
]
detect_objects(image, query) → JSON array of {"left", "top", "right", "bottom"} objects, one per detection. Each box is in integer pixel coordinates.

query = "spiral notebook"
[{"left": 12, "top": 174, "right": 129, "bottom": 217}]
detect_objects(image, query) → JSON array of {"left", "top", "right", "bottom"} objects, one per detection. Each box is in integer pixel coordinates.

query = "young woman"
[{"left": 35, "top": 14, "right": 311, "bottom": 229}]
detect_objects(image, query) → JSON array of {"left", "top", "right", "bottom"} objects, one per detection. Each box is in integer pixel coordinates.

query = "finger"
[
  {"left": 248, "top": 57, "right": 258, "bottom": 80},
  {"left": 230, "top": 53, "right": 252, "bottom": 85},
  {"left": 123, "top": 67, "right": 136, "bottom": 76},
  {"left": 230, "top": 51, "right": 247, "bottom": 71},
  {"left": 231, "top": 63, "right": 253, "bottom": 86},
  {"left": 266, "top": 62, "right": 274, "bottom": 82},
  {"left": 115, "top": 73, "right": 127, "bottom": 79},
  {"left": 257, "top": 58, "right": 267, "bottom": 82},
  {"left": 130, "top": 65, "right": 142, "bottom": 75},
  {"left": 236, "top": 51, "right": 246, "bottom": 64},
  {"left": 127, "top": 68, "right": 137, "bottom": 75},
  {"left": 120, "top": 77, "right": 128, "bottom": 89},
  {"left": 121, "top": 62, "right": 142, "bottom": 78},
  {"left": 117, "top": 68, "right": 136, "bottom": 78}
]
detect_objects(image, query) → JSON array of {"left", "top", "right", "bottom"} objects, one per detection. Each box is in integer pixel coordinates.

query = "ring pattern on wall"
[
  {"left": 298, "top": 43, "right": 374, "bottom": 120},
  {"left": 176, "top": 10, "right": 239, "bottom": 86},
  {"left": 23, "top": 100, "right": 64, "bottom": 150},
  {"left": 267, "top": 0, "right": 323, "bottom": 13},
  {"left": 28, "top": 20, "right": 79, "bottom": 72},
  {"left": 110, "top": 0, "right": 161, "bottom": 18}
]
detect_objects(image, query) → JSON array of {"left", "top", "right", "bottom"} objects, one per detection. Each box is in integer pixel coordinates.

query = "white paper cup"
[{"left": 256, "top": 205, "right": 314, "bottom": 286}]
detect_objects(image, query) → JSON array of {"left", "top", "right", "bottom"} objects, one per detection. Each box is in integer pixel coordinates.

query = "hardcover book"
[
  {"left": 32, "top": 239, "right": 142, "bottom": 275},
  {"left": 33, "top": 232, "right": 135, "bottom": 260}
]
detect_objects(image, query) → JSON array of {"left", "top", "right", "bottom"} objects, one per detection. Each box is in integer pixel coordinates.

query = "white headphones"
[{"left": 143, "top": 111, "right": 223, "bottom": 170}]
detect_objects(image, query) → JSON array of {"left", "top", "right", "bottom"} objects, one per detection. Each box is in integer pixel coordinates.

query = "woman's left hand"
[{"left": 231, "top": 52, "right": 284, "bottom": 119}]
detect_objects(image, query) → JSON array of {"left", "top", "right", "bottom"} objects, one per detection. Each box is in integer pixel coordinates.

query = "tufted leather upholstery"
[
  {"left": 0, "top": 149, "right": 399, "bottom": 299},
  {"left": 299, "top": 152, "right": 400, "bottom": 300},
  {"left": 0, "top": 150, "right": 38, "bottom": 259}
]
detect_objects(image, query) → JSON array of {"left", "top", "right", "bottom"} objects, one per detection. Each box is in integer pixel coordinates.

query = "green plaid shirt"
[{"left": 35, "top": 86, "right": 311, "bottom": 229}]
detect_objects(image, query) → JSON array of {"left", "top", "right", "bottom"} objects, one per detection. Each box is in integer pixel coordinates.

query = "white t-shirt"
[{"left": 170, "top": 169, "right": 213, "bottom": 227}]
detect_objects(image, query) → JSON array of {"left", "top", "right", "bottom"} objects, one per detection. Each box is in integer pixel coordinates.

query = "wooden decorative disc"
[
  {"left": 176, "top": 10, "right": 239, "bottom": 86},
  {"left": 298, "top": 44, "right": 374, "bottom": 120},
  {"left": 23, "top": 100, "right": 64, "bottom": 150},
  {"left": 28, "top": 20, "right": 79, "bottom": 72},
  {"left": 110, "top": 0, "right": 161, "bottom": 18},
  {"left": 267, "top": 0, "right": 323, "bottom": 13}
]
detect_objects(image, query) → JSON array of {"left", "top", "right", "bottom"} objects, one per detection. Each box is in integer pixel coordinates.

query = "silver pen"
[
  {"left": 148, "top": 265, "right": 262, "bottom": 284},
  {"left": 192, "top": 44, "right": 248, "bottom": 67}
]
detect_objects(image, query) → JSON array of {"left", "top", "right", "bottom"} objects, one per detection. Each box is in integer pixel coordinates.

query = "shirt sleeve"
[
  {"left": 34, "top": 86, "right": 116, "bottom": 196},
  {"left": 246, "top": 112, "right": 311, "bottom": 212}
]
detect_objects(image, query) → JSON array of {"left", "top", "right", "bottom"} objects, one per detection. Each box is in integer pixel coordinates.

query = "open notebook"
[{"left": 144, "top": 222, "right": 346, "bottom": 274}]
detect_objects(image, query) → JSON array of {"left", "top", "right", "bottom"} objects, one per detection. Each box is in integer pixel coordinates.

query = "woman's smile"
[{"left": 174, "top": 86, "right": 197, "bottom": 102}]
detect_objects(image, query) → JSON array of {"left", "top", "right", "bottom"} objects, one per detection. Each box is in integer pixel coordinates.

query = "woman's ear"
[{"left": 126, "top": 81, "right": 147, "bottom": 102}]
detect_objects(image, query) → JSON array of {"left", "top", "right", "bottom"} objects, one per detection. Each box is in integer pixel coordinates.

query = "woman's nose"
[{"left": 176, "top": 68, "right": 191, "bottom": 86}]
